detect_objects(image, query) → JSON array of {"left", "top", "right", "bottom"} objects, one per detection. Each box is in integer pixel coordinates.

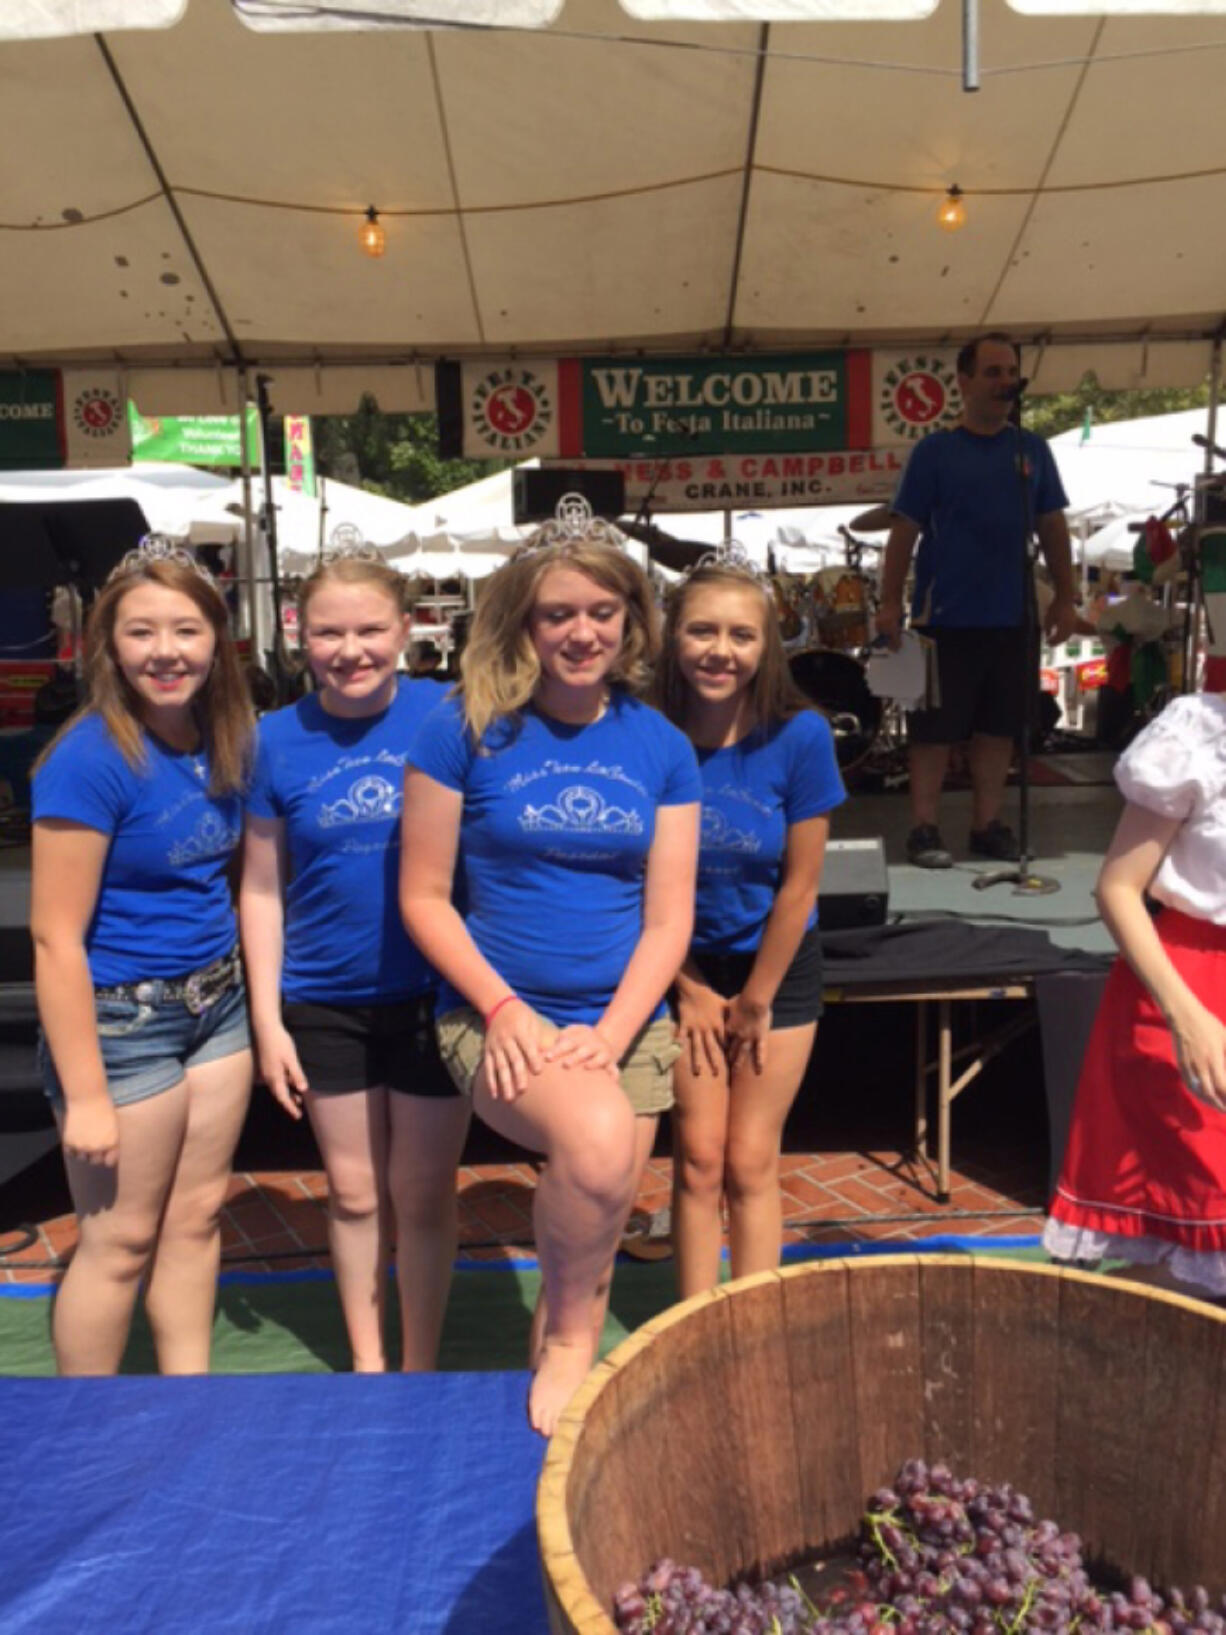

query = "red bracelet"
[{"left": 483, "top": 994, "right": 521, "bottom": 1030}]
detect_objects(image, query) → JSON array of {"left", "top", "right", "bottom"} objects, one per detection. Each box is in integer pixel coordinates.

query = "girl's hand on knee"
[
  {"left": 545, "top": 1023, "right": 618, "bottom": 1076},
  {"left": 61, "top": 1094, "right": 120, "bottom": 1167},
  {"left": 726, "top": 993, "right": 771, "bottom": 1075},
  {"left": 677, "top": 983, "right": 728, "bottom": 1077},
  {"left": 484, "top": 1002, "right": 550, "bottom": 1100},
  {"left": 257, "top": 1025, "right": 308, "bottom": 1120}
]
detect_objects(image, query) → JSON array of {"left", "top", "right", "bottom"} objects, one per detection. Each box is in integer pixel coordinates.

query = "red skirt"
[{"left": 1049, "top": 907, "right": 1226, "bottom": 1253}]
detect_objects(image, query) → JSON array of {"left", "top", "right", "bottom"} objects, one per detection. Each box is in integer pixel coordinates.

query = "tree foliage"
[
  {"left": 1023, "top": 378, "right": 1212, "bottom": 440},
  {"left": 313, "top": 398, "right": 505, "bottom": 505}
]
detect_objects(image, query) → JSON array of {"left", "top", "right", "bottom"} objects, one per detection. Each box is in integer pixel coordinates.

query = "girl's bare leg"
[
  {"left": 474, "top": 1064, "right": 638, "bottom": 1436},
  {"left": 387, "top": 1092, "right": 472, "bottom": 1370},
  {"left": 143, "top": 1049, "right": 252, "bottom": 1374},
  {"left": 724, "top": 1024, "right": 816, "bottom": 1281}
]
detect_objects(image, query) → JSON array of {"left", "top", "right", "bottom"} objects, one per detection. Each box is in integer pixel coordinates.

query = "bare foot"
[{"left": 529, "top": 1337, "right": 594, "bottom": 1438}]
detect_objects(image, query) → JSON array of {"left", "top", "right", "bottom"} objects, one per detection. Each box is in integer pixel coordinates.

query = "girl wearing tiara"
[
  {"left": 656, "top": 549, "right": 845, "bottom": 1297},
  {"left": 401, "top": 508, "right": 700, "bottom": 1434},
  {"left": 240, "top": 553, "right": 469, "bottom": 1372},
  {"left": 30, "top": 541, "right": 254, "bottom": 1374}
]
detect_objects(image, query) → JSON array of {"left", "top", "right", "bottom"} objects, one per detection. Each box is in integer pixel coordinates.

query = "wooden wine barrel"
[{"left": 538, "top": 1256, "right": 1226, "bottom": 1633}]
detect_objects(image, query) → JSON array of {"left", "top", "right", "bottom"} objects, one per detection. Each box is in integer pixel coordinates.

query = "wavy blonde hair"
[
  {"left": 36, "top": 557, "right": 253, "bottom": 795},
  {"left": 655, "top": 563, "right": 812, "bottom": 733},
  {"left": 459, "top": 539, "right": 659, "bottom": 743}
]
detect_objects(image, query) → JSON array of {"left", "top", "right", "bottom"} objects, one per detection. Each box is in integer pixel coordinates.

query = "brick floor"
[{"left": 0, "top": 1136, "right": 1046, "bottom": 1284}]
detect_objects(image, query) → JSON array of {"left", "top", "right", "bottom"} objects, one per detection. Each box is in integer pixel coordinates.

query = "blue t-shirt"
[
  {"left": 31, "top": 712, "right": 242, "bottom": 987},
  {"left": 693, "top": 710, "right": 846, "bottom": 954},
  {"left": 409, "top": 690, "right": 701, "bottom": 1026},
  {"left": 247, "top": 679, "right": 445, "bottom": 1004},
  {"left": 893, "top": 426, "right": 1069, "bottom": 628}
]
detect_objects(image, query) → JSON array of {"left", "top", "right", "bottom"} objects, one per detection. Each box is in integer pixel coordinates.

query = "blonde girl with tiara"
[{"left": 401, "top": 506, "right": 700, "bottom": 1433}]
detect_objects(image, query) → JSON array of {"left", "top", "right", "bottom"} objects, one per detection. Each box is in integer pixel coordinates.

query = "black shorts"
[
  {"left": 906, "top": 625, "right": 1032, "bottom": 745},
  {"left": 282, "top": 995, "right": 458, "bottom": 1098},
  {"left": 684, "top": 925, "right": 824, "bottom": 1028}
]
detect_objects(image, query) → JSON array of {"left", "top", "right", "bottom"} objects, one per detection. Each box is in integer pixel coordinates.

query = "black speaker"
[
  {"left": 512, "top": 467, "right": 625, "bottom": 525},
  {"left": 819, "top": 837, "right": 889, "bottom": 930}
]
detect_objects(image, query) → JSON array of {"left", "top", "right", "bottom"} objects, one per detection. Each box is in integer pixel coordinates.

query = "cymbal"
[{"left": 848, "top": 504, "right": 893, "bottom": 533}]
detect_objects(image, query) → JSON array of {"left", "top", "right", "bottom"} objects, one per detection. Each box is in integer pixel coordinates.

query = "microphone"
[
  {"left": 1006, "top": 377, "right": 1030, "bottom": 400},
  {"left": 1192, "top": 431, "right": 1226, "bottom": 461}
]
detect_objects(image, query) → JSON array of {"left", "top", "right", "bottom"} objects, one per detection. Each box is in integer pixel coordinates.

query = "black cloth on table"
[{"left": 819, "top": 915, "right": 1109, "bottom": 987}]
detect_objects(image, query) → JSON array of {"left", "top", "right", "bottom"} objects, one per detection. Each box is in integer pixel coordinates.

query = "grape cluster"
[{"left": 611, "top": 1459, "right": 1226, "bottom": 1635}]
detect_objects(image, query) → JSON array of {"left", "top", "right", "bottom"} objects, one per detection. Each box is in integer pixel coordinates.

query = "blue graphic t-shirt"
[
  {"left": 693, "top": 710, "right": 846, "bottom": 954},
  {"left": 246, "top": 678, "right": 445, "bottom": 1004},
  {"left": 409, "top": 690, "right": 701, "bottom": 1026},
  {"left": 31, "top": 712, "right": 243, "bottom": 986},
  {"left": 893, "top": 426, "right": 1069, "bottom": 628}
]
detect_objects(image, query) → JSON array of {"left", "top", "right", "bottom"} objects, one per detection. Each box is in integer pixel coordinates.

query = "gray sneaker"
[{"left": 906, "top": 824, "right": 953, "bottom": 868}]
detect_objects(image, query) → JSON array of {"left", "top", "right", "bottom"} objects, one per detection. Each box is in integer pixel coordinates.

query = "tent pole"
[
  {"left": 236, "top": 367, "right": 265, "bottom": 664},
  {"left": 962, "top": 0, "right": 980, "bottom": 93}
]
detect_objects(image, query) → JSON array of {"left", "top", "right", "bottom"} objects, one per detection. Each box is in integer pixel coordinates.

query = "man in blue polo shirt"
[{"left": 876, "top": 333, "right": 1079, "bottom": 868}]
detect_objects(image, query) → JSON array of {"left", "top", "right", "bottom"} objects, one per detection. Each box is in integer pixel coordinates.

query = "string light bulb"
[
  {"left": 937, "top": 185, "right": 966, "bottom": 232},
  {"left": 359, "top": 206, "right": 386, "bottom": 258}
]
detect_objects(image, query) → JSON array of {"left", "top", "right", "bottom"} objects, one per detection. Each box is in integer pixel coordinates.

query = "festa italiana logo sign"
[{"left": 443, "top": 349, "right": 959, "bottom": 469}]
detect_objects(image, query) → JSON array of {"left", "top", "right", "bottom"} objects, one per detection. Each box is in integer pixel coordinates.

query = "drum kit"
[{"left": 777, "top": 509, "right": 904, "bottom": 783}]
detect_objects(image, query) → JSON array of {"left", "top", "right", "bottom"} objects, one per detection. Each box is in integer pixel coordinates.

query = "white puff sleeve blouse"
[{"left": 1114, "top": 692, "right": 1226, "bottom": 923}]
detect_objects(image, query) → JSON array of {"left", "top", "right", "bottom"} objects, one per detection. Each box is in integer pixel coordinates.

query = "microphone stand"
[{"left": 973, "top": 385, "right": 1060, "bottom": 897}]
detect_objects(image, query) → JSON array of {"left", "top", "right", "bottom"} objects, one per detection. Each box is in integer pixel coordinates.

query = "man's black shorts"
[
  {"left": 282, "top": 994, "right": 458, "bottom": 1098},
  {"left": 906, "top": 625, "right": 1033, "bottom": 745}
]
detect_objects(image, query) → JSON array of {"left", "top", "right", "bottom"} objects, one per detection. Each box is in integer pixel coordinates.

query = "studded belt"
[{"left": 95, "top": 946, "right": 242, "bottom": 1017}]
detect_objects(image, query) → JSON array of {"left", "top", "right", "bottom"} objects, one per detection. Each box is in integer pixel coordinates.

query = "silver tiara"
[
  {"left": 520, "top": 493, "right": 625, "bottom": 556},
  {"left": 683, "top": 537, "right": 770, "bottom": 584},
  {"left": 107, "top": 533, "right": 218, "bottom": 588},
  {"left": 322, "top": 525, "right": 385, "bottom": 566}
]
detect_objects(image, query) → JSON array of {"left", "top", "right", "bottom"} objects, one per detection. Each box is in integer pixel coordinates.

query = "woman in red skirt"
[{"left": 1045, "top": 691, "right": 1226, "bottom": 1297}]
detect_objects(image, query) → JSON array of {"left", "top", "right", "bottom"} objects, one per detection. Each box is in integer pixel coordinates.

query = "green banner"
[
  {"left": 129, "top": 402, "right": 260, "bottom": 468},
  {"left": 579, "top": 351, "right": 866, "bottom": 458},
  {"left": 0, "top": 372, "right": 61, "bottom": 468}
]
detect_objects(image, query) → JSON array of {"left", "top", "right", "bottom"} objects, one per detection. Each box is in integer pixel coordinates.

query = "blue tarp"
[{"left": 0, "top": 1372, "right": 547, "bottom": 1635}]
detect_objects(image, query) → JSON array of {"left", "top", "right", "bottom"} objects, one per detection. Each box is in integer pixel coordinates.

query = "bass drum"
[{"left": 789, "top": 648, "right": 882, "bottom": 772}]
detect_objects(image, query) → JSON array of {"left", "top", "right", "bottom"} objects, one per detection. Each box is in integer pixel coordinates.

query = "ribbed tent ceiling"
[{"left": 2, "top": 0, "right": 1224, "bottom": 410}]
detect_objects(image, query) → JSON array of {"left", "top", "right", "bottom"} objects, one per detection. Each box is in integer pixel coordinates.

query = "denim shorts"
[{"left": 39, "top": 978, "right": 252, "bottom": 1111}]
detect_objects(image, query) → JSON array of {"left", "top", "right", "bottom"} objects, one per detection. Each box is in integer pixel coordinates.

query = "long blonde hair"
[
  {"left": 459, "top": 540, "right": 658, "bottom": 743},
  {"left": 655, "top": 564, "right": 812, "bottom": 734},
  {"left": 36, "top": 557, "right": 253, "bottom": 795}
]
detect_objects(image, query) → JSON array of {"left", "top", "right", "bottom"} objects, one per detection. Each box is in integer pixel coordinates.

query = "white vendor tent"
[
  {"left": 1, "top": 0, "right": 1225, "bottom": 413},
  {"left": 1051, "top": 407, "right": 1225, "bottom": 530}
]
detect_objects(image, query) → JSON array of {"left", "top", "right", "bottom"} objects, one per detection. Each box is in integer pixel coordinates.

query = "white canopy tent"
[{"left": 0, "top": 0, "right": 1224, "bottom": 414}]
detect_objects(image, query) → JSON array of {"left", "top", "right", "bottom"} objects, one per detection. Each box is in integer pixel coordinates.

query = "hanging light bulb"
[
  {"left": 359, "top": 206, "right": 386, "bottom": 258},
  {"left": 937, "top": 185, "right": 966, "bottom": 232}
]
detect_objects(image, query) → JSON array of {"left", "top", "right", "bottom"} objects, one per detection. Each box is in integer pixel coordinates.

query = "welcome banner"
[
  {"left": 0, "top": 370, "right": 130, "bottom": 469},
  {"left": 438, "top": 350, "right": 959, "bottom": 505}
]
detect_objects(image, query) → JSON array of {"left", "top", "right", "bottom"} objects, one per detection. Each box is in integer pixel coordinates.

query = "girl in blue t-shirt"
[
  {"left": 240, "top": 553, "right": 470, "bottom": 1373},
  {"left": 30, "top": 542, "right": 254, "bottom": 1375},
  {"left": 656, "top": 553, "right": 846, "bottom": 1297},
  {"left": 402, "top": 518, "right": 700, "bottom": 1435}
]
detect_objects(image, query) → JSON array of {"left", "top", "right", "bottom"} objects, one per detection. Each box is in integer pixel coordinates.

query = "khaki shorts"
[{"left": 436, "top": 1007, "right": 680, "bottom": 1115}]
